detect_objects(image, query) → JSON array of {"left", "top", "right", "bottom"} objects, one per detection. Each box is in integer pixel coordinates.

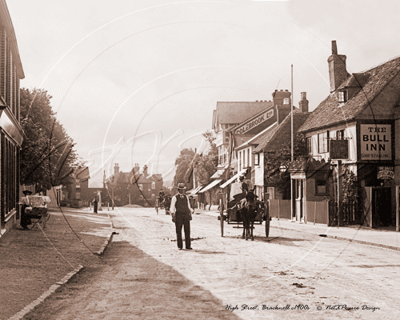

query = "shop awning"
[
  {"left": 187, "top": 185, "right": 203, "bottom": 195},
  {"left": 199, "top": 179, "right": 222, "bottom": 193},
  {"left": 219, "top": 169, "right": 247, "bottom": 189},
  {"left": 210, "top": 167, "right": 228, "bottom": 179}
]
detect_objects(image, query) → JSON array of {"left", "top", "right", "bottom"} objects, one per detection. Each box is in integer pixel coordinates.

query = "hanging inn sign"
[{"left": 360, "top": 124, "right": 392, "bottom": 160}]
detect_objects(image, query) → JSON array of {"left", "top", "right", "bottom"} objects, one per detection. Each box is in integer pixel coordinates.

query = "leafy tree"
[
  {"left": 173, "top": 148, "right": 196, "bottom": 191},
  {"left": 264, "top": 133, "right": 307, "bottom": 199},
  {"left": 20, "top": 88, "right": 81, "bottom": 192}
]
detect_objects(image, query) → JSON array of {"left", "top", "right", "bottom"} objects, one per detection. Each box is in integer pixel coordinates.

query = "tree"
[
  {"left": 173, "top": 131, "right": 218, "bottom": 193},
  {"left": 173, "top": 148, "right": 196, "bottom": 191},
  {"left": 20, "top": 88, "right": 81, "bottom": 192},
  {"left": 264, "top": 133, "right": 307, "bottom": 199}
]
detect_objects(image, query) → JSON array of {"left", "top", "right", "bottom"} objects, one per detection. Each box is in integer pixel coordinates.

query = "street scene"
[
  {"left": 2, "top": 0, "right": 400, "bottom": 319},
  {"left": 3, "top": 206, "right": 400, "bottom": 320}
]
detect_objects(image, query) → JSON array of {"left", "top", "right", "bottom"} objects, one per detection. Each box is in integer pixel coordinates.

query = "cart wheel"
[{"left": 265, "top": 219, "right": 270, "bottom": 238}]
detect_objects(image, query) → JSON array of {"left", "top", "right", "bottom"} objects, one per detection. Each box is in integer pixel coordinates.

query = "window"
[
  {"left": 254, "top": 153, "right": 260, "bottom": 166},
  {"left": 336, "top": 129, "right": 345, "bottom": 140},
  {"left": 315, "top": 180, "right": 327, "bottom": 195},
  {"left": 306, "top": 137, "right": 312, "bottom": 154},
  {"left": 318, "top": 131, "right": 329, "bottom": 153},
  {"left": 338, "top": 91, "right": 347, "bottom": 103},
  {"left": 75, "top": 192, "right": 81, "bottom": 200},
  {"left": 151, "top": 181, "right": 155, "bottom": 190},
  {"left": 138, "top": 184, "right": 143, "bottom": 191}
]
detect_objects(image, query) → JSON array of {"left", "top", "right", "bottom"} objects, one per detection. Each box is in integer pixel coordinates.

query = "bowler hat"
[
  {"left": 177, "top": 183, "right": 186, "bottom": 190},
  {"left": 22, "top": 190, "right": 33, "bottom": 195}
]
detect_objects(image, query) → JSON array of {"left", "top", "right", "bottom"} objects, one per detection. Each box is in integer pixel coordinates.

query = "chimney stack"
[
  {"left": 328, "top": 40, "right": 348, "bottom": 92},
  {"left": 114, "top": 163, "right": 119, "bottom": 174},
  {"left": 272, "top": 89, "right": 291, "bottom": 107},
  {"left": 299, "top": 92, "right": 309, "bottom": 113},
  {"left": 143, "top": 165, "right": 148, "bottom": 177}
]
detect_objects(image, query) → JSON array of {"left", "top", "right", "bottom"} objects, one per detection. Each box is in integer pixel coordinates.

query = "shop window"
[{"left": 315, "top": 180, "right": 327, "bottom": 195}]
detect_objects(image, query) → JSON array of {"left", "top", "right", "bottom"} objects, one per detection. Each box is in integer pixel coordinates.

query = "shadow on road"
[{"left": 23, "top": 240, "right": 242, "bottom": 320}]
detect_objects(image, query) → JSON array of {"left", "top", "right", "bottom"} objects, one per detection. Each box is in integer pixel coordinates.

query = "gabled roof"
[
  {"left": 216, "top": 101, "right": 273, "bottom": 125},
  {"left": 300, "top": 56, "right": 400, "bottom": 132},
  {"left": 253, "top": 110, "right": 311, "bottom": 153}
]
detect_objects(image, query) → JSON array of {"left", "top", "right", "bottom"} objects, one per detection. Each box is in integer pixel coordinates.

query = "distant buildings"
[{"left": 105, "top": 163, "right": 163, "bottom": 207}]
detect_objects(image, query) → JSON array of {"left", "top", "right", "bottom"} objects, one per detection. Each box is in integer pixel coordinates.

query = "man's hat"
[
  {"left": 22, "top": 190, "right": 33, "bottom": 195},
  {"left": 177, "top": 183, "right": 186, "bottom": 190}
]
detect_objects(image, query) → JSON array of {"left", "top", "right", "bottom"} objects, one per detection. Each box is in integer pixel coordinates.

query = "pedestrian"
[
  {"left": 164, "top": 195, "right": 171, "bottom": 215},
  {"left": 20, "top": 190, "right": 33, "bottom": 229},
  {"left": 170, "top": 183, "right": 193, "bottom": 250},
  {"left": 93, "top": 197, "right": 98, "bottom": 214},
  {"left": 189, "top": 195, "right": 196, "bottom": 214}
]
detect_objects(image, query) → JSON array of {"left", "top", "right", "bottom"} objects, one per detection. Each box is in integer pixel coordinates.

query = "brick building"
[{"left": 0, "top": 0, "right": 25, "bottom": 234}]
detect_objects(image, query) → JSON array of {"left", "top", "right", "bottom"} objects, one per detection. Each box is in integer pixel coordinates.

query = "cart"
[
  {"left": 20, "top": 195, "right": 51, "bottom": 230},
  {"left": 218, "top": 194, "right": 270, "bottom": 238}
]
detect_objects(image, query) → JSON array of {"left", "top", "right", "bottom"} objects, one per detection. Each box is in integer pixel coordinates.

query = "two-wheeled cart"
[{"left": 218, "top": 194, "right": 270, "bottom": 238}]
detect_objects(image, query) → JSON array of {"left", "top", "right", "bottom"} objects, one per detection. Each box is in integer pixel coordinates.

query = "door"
[{"left": 372, "top": 187, "right": 392, "bottom": 227}]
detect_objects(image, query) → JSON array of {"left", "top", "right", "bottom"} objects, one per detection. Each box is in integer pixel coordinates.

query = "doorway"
[{"left": 372, "top": 187, "right": 392, "bottom": 227}]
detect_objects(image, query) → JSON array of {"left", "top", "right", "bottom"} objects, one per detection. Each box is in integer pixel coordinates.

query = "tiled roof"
[
  {"left": 233, "top": 134, "right": 255, "bottom": 148},
  {"left": 216, "top": 101, "right": 273, "bottom": 124},
  {"left": 300, "top": 56, "right": 400, "bottom": 132},
  {"left": 253, "top": 110, "right": 311, "bottom": 153}
]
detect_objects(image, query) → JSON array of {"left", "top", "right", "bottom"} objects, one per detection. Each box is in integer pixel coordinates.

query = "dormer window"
[{"left": 338, "top": 90, "right": 347, "bottom": 103}]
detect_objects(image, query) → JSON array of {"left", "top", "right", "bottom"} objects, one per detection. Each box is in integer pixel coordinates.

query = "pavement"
[
  {"left": 0, "top": 206, "right": 114, "bottom": 320},
  {"left": 196, "top": 206, "right": 400, "bottom": 251},
  {"left": 2, "top": 204, "right": 400, "bottom": 319}
]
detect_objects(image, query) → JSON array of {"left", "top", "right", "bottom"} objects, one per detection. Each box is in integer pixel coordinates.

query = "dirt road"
[{"left": 24, "top": 207, "right": 400, "bottom": 319}]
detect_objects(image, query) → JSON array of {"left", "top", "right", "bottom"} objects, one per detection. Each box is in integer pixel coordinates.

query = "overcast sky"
[{"left": 7, "top": 0, "right": 400, "bottom": 187}]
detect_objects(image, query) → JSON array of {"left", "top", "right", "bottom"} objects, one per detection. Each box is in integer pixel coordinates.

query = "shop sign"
[
  {"left": 235, "top": 109, "right": 274, "bottom": 135},
  {"left": 330, "top": 140, "right": 348, "bottom": 159},
  {"left": 377, "top": 166, "right": 394, "bottom": 180},
  {"left": 360, "top": 124, "right": 392, "bottom": 160}
]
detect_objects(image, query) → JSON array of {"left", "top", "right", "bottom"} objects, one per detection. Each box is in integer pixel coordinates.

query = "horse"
[{"left": 237, "top": 191, "right": 259, "bottom": 241}]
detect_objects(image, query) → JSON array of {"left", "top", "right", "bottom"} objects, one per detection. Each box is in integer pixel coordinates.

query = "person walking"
[
  {"left": 93, "top": 197, "right": 98, "bottom": 214},
  {"left": 170, "top": 183, "right": 193, "bottom": 250}
]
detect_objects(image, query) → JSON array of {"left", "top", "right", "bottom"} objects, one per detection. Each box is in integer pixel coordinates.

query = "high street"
[{"left": 15, "top": 206, "right": 400, "bottom": 320}]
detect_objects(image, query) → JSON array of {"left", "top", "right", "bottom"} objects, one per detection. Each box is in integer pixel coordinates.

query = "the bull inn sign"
[{"left": 360, "top": 124, "right": 391, "bottom": 160}]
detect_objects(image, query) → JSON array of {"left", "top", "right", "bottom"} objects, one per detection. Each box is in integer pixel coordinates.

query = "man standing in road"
[{"left": 170, "top": 183, "right": 193, "bottom": 250}]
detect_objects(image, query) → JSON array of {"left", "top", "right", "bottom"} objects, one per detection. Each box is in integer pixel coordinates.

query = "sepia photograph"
[{"left": 1, "top": 0, "right": 399, "bottom": 319}]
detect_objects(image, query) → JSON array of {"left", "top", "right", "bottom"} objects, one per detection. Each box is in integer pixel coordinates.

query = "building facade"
[
  {"left": 0, "top": 0, "right": 25, "bottom": 234},
  {"left": 298, "top": 41, "right": 400, "bottom": 229}
]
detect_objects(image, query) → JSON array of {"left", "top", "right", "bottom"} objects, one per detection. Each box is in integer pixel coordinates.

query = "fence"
[{"left": 328, "top": 200, "right": 358, "bottom": 226}]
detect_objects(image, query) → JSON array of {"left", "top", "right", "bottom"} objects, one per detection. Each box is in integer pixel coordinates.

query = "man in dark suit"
[{"left": 170, "top": 183, "right": 193, "bottom": 250}]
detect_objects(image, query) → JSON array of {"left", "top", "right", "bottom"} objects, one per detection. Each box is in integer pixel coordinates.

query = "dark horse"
[{"left": 237, "top": 191, "right": 259, "bottom": 241}]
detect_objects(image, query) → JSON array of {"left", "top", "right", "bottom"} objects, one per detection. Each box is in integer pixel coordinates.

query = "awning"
[
  {"left": 219, "top": 169, "right": 247, "bottom": 189},
  {"left": 199, "top": 179, "right": 222, "bottom": 193},
  {"left": 210, "top": 166, "right": 228, "bottom": 179},
  {"left": 187, "top": 185, "right": 203, "bottom": 195}
]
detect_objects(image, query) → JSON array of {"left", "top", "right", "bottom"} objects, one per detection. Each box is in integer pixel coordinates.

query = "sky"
[{"left": 6, "top": 0, "right": 400, "bottom": 187}]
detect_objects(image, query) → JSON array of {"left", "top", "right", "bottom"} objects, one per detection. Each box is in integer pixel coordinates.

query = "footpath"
[
  {"left": 0, "top": 206, "right": 113, "bottom": 320},
  {"left": 197, "top": 206, "right": 400, "bottom": 251}
]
